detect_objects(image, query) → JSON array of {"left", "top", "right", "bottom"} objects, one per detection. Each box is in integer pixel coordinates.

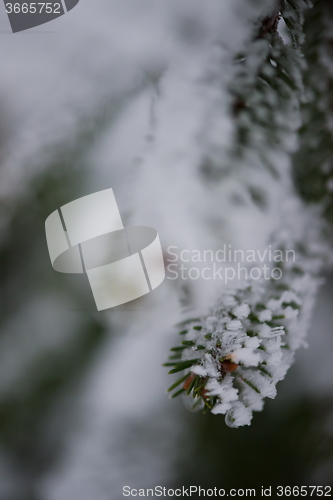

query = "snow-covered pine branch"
[{"left": 165, "top": 0, "right": 333, "bottom": 427}]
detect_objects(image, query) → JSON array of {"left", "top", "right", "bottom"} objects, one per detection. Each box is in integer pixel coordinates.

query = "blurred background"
[{"left": 0, "top": 1, "right": 333, "bottom": 499}]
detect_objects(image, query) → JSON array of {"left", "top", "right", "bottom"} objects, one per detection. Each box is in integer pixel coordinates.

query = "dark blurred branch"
[{"left": 258, "top": 1, "right": 282, "bottom": 39}]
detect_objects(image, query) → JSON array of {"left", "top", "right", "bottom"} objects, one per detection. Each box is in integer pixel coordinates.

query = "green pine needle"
[
  {"left": 171, "top": 388, "right": 185, "bottom": 398},
  {"left": 167, "top": 373, "right": 189, "bottom": 393},
  {"left": 168, "top": 359, "right": 200, "bottom": 374}
]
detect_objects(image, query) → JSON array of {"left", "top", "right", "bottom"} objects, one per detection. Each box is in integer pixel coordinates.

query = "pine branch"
[
  {"left": 166, "top": 234, "right": 328, "bottom": 426},
  {"left": 165, "top": 0, "right": 333, "bottom": 427}
]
